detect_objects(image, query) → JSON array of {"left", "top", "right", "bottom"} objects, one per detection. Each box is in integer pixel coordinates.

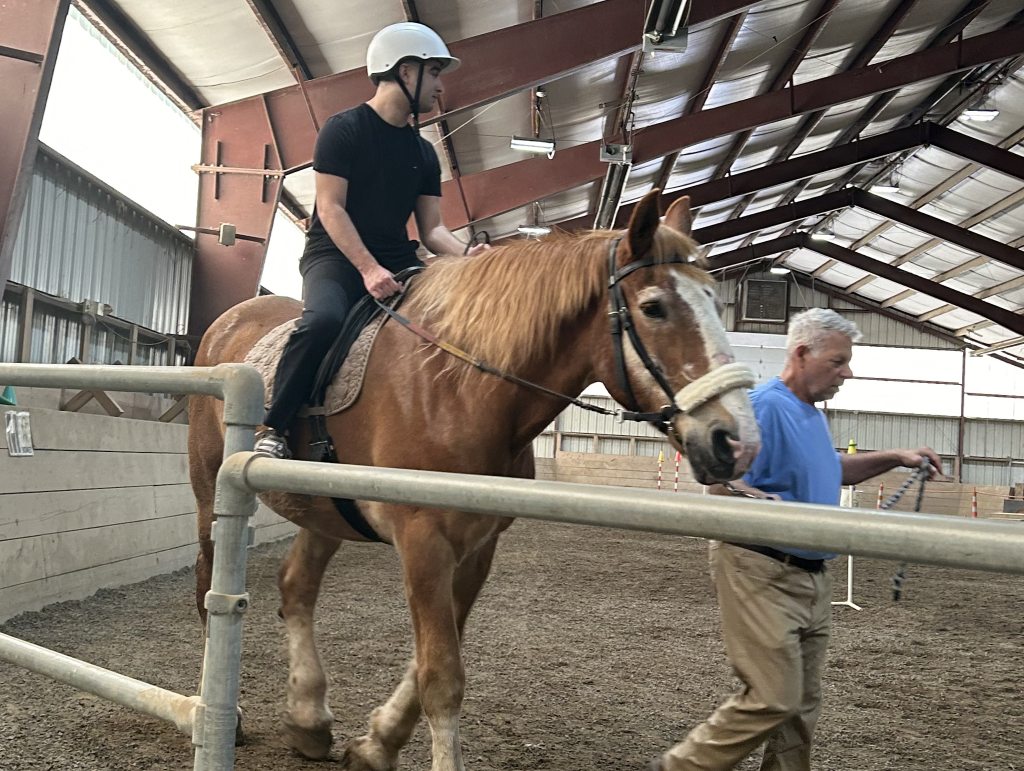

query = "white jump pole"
[{"left": 833, "top": 439, "right": 863, "bottom": 610}]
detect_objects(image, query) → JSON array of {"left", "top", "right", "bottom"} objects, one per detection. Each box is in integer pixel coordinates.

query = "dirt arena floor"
[{"left": 2, "top": 519, "right": 1023, "bottom": 770}]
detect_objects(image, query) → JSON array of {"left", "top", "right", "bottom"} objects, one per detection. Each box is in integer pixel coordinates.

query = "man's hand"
[
  {"left": 894, "top": 447, "right": 944, "bottom": 479},
  {"left": 361, "top": 264, "right": 403, "bottom": 300},
  {"left": 465, "top": 243, "right": 491, "bottom": 257}
]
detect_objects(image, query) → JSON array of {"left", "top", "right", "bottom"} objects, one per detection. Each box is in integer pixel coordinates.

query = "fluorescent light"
[
  {"left": 810, "top": 232, "right": 836, "bottom": 242},
  {"left": 510, "top": 136, "right": 555, "bottom": 158},
  {"left": 960, "top": 109, "right": 999, "bottom": 122},
  {"left": 871, "top": 183, "right": 901, "bottom": 194},
  {"left": 770, "top": 266, "right": 791, "bottom": 275},
  {"left": 517, "top": 225, "right": 551, "bottom": 237}
]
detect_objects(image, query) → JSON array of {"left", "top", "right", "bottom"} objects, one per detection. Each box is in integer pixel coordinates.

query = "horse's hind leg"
[
  {"left": 341, "top": 530, "right": 499, "bottom": 771},
  {"left": 280, "top": 527, "right": 343, "bottom": 759},
  {"left": 188, "top": 394, "right": 224, "bottom": 627}
]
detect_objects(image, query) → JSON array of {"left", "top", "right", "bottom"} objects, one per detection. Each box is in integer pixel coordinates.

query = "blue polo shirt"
[{"left": 742, "top": 377, "right": 842, "bottom": 560}]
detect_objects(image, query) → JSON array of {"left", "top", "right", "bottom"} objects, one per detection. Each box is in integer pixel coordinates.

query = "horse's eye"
[{"left": 640, "top": 300, "right": 666, "bottom": 319}]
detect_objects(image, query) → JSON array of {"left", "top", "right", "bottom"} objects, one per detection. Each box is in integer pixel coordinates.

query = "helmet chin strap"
[{"left": 396, "top": 60, "right": 426, "bottom": 134}]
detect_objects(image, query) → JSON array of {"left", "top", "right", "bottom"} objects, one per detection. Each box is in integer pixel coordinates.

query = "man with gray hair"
[{"left": 655, "top": 308, "right": 942, "bottom": 771}]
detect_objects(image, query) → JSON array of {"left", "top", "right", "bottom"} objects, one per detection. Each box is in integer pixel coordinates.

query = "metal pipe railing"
[
  {"left": 222, "top": 453, "right": 1024, "bottom": 575},
  {"left": 0, "top": 633, "right": 200, "bottom": 734},
  {"left": 0, "top": 363, "right": 264, "bottom": 771}
]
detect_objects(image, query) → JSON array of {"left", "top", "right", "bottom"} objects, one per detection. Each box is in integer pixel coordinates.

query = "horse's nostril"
[{"left": 711, "top": 428, "right": 736, "bottom": 466}]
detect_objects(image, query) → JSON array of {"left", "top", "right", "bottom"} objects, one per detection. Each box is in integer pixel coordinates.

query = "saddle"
[{"left": 244, "top": 266, "right": 424, "bottom": 542}]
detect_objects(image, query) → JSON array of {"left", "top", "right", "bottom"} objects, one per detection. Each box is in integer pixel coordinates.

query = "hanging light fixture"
[
  {"left": 518, "top": 202, "right": 551, "bottom": 238},
  {"left": 510, "top": 136, "right": 555, "bottom": 158},
  {"left": 871, "top": 167, "right": 901, "bottom": 194},
  {"left": 810, "top": 221, "right": 837, "bottom": 242}
]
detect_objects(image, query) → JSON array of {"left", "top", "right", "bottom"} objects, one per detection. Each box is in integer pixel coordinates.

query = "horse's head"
[{"left": 602, "top": 190, "right": 760, "bottom": 484}]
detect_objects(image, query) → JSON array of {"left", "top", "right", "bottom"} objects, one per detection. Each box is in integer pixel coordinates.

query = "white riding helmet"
[{"left": 366, "top": 22, "right": 460, "bottom": 84}]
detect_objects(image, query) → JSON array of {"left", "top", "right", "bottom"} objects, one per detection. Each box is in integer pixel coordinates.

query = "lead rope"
[
  {"left": 888, "top": 458, "right": 931, "bottom": 601},
  {"left": 725, "top": 458, "right": 931, "bottom": 601}
]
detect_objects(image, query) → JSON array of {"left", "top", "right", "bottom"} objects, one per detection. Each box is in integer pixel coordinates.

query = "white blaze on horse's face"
[{"left": 671, "top": 270, "right": 761, "bottom": 480}]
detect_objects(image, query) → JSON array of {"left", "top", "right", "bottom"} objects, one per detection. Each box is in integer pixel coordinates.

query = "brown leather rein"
[{"left": 374, "top": 237, "right": 686, "bottom": 430}]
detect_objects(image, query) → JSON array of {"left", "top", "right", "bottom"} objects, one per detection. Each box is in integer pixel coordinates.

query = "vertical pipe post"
[
  {"left": 673, "top": 451, "right": 680, "bottom": 493},
  {"left": 972, "top": 487, "right": 978, "bottom": 518},
  {"left": 193, "top": 374, "right": 260, "bottom": 771},
  {"left": 17, "top": 286, "right": 34, "bottom": 362},
  {"left": 958, "top": 347, "right": 967, "bottom": 483},
  {"left": 657, "top": 450, "right": 663, "bottom": 491}
]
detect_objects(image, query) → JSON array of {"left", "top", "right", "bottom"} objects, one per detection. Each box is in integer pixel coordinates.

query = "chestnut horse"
[{"left": 187, "top": 191, "right": 760, "bottom": 771}]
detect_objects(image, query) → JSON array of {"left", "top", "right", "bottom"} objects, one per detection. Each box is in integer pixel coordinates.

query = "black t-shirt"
[{"left": 301, "top": 103, "right": 442, "bottom": 272}]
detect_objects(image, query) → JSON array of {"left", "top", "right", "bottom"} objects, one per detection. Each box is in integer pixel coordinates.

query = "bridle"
[
  {"left": 604, "top": 236, "right": 754, "bottom": 437},
  {"left": 375, "top": 236, "right": 754, "bottom": 436}
]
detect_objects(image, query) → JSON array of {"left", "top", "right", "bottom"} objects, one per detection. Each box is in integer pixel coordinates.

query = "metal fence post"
[{"left": 193, "top": 366, "right": 263, "bottom": 771}]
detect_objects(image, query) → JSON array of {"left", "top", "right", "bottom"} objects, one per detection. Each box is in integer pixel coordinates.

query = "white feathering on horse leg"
[{"left": 427, "top": 714, "right": 465, "bottom": 771}]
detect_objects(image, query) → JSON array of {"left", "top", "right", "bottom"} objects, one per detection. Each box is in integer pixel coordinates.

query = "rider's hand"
[
  {"left": 466, "top": 243, "right": 491, "bottom": 257},
  {"left": 361, "top": 264, "right": 403, "bottom": 300}
]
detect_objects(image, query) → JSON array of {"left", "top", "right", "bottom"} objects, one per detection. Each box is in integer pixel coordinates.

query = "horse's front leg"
[
  {"left": 279, "top": 525, "right": 343, "bottom": 759},
  {"left": 342, "top": 530, "right": 501, "bottom": 771},
  {"left": 401, "top": 520, "right": 466, "bottom": 771}
]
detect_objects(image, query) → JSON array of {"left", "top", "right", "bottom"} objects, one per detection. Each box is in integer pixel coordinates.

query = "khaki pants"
[{"left": 661, "top": 542, "right": 832, "bottom": 771}]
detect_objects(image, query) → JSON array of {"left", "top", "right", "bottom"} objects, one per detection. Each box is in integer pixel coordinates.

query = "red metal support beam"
[
  {"left": 446, "top": 25, "right": 1024, "bottom": 230},
  {"left": 188, "top": 97, "right": 284, "bottom": 336},
  {"left": 652, "top": 9, "right": 748, "bottom": 191},
  {"left": 0, "top": 0, "right": 70, "bottom": 288},
  {"left": 190, "top": 6, "right": 1024, "bottom": 333},
  {"left": 706, "top": 233, "right": 1024, "bottom": 336},
  {"left": 209, "top": 0, "right": 761, "bottom": 177}
]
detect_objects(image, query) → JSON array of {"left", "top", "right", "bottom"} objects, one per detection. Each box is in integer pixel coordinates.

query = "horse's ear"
[
  {"left": 626, "top": 189, "right": 662, "bottom": 261},
  {"left": 664, "top": 196, "right": 693, "bottom": 237}
]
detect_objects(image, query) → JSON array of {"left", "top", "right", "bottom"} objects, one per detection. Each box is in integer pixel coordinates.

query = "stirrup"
[{"left": 254, "top": 429, "right": 291, "bottom": 460}]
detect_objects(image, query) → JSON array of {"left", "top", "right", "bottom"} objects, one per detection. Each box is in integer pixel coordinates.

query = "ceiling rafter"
[
  {"left": 918, "top": 234, "right": 1024, "bottom": 324},
  {"left": 612, "top": 121, "right": 1024, "bottom": 229},
  {"left": 696, "top": 188, "right": 1024, "bottom": 278},
  {"left": 756, "top": 0, "right": 995, "bottom": 222},
  {"left": 650, "top": 10, "right": 748, "bottom": 194},
  {"left": 708, "top": 0, "right": 840, "bottom": 183},
  {"left": 717, "top": 0, "right": 924, "bottom": 224},
  {"left": 244, "top": 0, "right": 313, "bottom": 82},
  {"left": 760, "top": 9, "right": 1024, "bottom": 267}
]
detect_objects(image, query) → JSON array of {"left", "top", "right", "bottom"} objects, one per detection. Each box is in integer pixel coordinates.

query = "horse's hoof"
[
  {"left": 339, "top": 736, "right": 393, "bottom": 771},
  {"left": 235, "top": 708, "right": 245, "bottom": 746},
  {"left": 281, "top": 716, "right": 333, "bottom": 760},
  {"left": 648, "top": 758, "right": 665, "bottom": 771}
]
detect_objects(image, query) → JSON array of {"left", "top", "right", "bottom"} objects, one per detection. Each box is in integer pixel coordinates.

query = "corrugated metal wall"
[
  {"left": 540, "top": 399, "right": 1024, "bottom": 487},
  {"left": 827, "top": 411, "right": 960, "bottom": 456},
  {"left": 718, "top": 274, "right": 959, "bottom": 349},
  {"left": 8, "top": 146, "right": 193, "bottom": 336}
]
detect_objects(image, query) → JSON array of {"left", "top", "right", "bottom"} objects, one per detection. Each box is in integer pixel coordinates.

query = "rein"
[{"left": 375, "top": 236, "right": 754, "bottom": 430}]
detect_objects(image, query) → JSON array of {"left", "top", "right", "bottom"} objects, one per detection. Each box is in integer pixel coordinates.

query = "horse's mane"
[{"left": 403, "top": 225, "right": 708, "bottom": 374}]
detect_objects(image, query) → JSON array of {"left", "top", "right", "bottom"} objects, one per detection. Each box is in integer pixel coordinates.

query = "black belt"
[{"left": 731, "top": 543, "right": 826, "bottom": 573}]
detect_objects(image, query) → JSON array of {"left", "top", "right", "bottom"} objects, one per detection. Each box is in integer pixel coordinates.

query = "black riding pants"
[{"left": 263, "top": 259, "right": 368, "bottom": 431}]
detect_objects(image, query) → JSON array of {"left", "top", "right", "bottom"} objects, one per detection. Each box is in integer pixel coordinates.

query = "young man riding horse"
[{"left": 256, "top": 22, "right": 487, "bottom": 459}]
